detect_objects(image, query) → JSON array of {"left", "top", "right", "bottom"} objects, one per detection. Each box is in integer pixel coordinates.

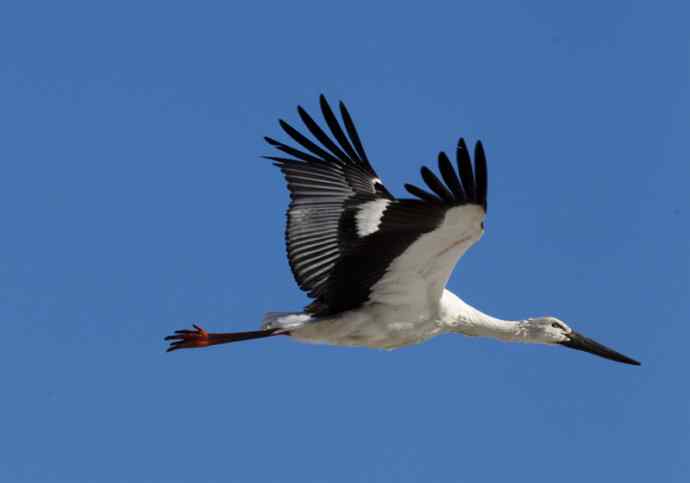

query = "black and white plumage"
[
  {"left": 266, "top": 96, "right": 486, "bottom": 316},
  {"left": 165, "top": 96, "right": 640, "bottom": 366}
]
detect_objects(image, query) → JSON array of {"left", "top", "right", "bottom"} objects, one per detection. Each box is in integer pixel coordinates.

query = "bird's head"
[{"left": 523, "top": 317, "right": 640, "bottom": 366}]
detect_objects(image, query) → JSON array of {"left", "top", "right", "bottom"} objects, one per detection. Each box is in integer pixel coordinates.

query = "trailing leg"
[{"left": 164, "top": 324, "right": 287, "bottom": 352}]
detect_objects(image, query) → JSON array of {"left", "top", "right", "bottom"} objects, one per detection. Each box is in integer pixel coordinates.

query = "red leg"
[{"left": 164, "top": 324, "right": 286, "bottom": 352}]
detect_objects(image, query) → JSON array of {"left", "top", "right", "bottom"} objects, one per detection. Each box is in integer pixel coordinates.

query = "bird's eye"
[{"left": 551, "top": 322, "right": 562, "bottom": 329}]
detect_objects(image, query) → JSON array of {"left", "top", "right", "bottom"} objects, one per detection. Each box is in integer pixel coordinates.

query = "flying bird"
[{"left": 165, "top": 96, "right": 640, "bottom": 366}]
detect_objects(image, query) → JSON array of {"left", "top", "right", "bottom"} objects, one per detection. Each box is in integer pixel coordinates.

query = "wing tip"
[
  {"left": 265, "top": 96, "right": 377, "bottom": 172},
  {"left": 406, "top": 138, "right": 488, "bottom": 211}
]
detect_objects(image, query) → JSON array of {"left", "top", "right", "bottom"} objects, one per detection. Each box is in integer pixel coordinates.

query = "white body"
[
  {"left": 264, "top": 287, "right": 571, "bottom": 349},
  {"left": 268, "top": 289, "right": 510, "bottom": 349}
]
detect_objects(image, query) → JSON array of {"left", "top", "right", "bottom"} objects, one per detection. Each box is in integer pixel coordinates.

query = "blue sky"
[{"left": 1, "top": 1, "right": 688, "bottom": 482}]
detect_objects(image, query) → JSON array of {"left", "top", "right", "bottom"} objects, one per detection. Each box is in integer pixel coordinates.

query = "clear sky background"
[{"left": 1, "top": 1, "right": 688, "bottom": 482}]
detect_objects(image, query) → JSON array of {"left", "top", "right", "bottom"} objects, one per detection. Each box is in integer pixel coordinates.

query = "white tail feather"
[{"left": 261, "top": 312, "right": 313, "bottom": 330}]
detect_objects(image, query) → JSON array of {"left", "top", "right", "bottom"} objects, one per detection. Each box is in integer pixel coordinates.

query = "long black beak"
[{"left": 559, "top": 331, "right": 640, "bottom": 366}]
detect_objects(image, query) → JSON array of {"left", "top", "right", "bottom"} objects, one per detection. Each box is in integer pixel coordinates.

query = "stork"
[{"left": 164, "top": 96, "right": 640, "bottom": 366}]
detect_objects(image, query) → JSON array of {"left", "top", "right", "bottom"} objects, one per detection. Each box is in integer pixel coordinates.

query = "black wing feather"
[
  {"left": 339, "top": 101, "right": 370, "bottom": 165},
  {"left": 438, "top": 152, "right": 466, "bottom": 202},
  {"left": 264, "top": 137, "right": 325, "bottom": 165},
  {"left": 404, "top": 183, "right": 441, "bottom": 204},
  {"left": 319, "top": 95, "right": 362, "bottom": 163},
  {"left": 474, "top": 141, "right": 488, "bottom": 211},
  {"left": 405, "top": 138, "right": 487, "bottom": 210},
  {"left": 456, "top": 138, "right": 476, "bottom": 201},
  {"left": 421, "top": 166, "right": 455, "bottom": 204},
  {"left": 279, "top": 119, "right": 344, "bottom": 165},
  {"left": 297, "top": 105, "right": 354, "bottom": 163}
]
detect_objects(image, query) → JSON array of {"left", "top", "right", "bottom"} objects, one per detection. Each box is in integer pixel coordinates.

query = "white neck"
[{"left": 438, "top": 289, "right": 527, "bottom": 342}]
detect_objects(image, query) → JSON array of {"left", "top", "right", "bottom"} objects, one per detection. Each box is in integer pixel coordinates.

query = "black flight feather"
[
  {"left": 421, "top": 166, "right": 455, "bottom": 204},
  {"left": 264, "top": 137, "right": 325, "bottom": 165},
  {"left": 405, "top": 137, "right": 487, "bottom": 211},
  {"left": 404, "top": 183, "right": 441, "bottom": 204},
  {"left": 339, "top": 101, "right": 370, "bottom": 165},
  {"left": 437, "top": 151, "right": 466, "bottom": 202},
  {"left": 319, "top": 95, "right": 361, "bottom": 163},
  {"left": 279, "top": 119, "right": 344, "bottom": 166},
  {"left": 297, "top": 105, "right": 353, "bottom": 163},
  {"left": 474, "top": 141, "right": 488, "bottom": 211},
  {"left": 456, "top": 138, "right": 476, "bottom": 202}
]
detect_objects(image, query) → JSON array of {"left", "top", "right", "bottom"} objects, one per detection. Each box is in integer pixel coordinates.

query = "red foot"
[{"left": 164, "top": 324, "right": 210, "bottom": 352}]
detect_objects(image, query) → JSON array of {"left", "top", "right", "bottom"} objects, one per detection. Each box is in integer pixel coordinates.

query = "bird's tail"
[{"left": 261, "top": 312, "right": 314, "bottom": 330}]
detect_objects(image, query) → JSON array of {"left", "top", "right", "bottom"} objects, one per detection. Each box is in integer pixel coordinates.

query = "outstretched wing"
[
  {"left": 265, "top": 95, "right": 394, "bottom": 306},
  {"left": 266, "top": 96, "right": 487, "bottom": 315}
]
